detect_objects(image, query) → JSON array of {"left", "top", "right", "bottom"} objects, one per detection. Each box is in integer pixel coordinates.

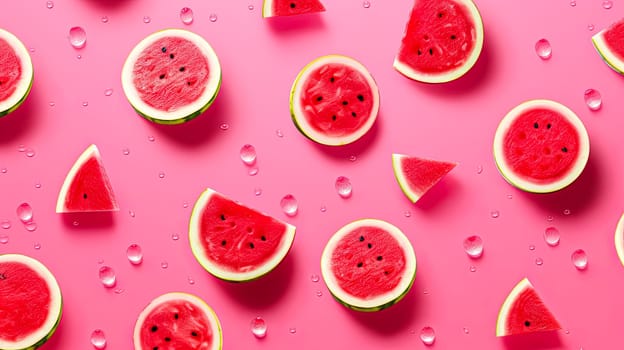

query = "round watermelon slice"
[
  {"left": 393, "top": 0, "right": 484, "bottom": 83},
  {"left": 392, "top": 153, "right": 457, "bottom": 203},
  {"left": 189, "top": 188, "right": 296, "bottom": 282},
  {"left": 320, "top": 219, "right": 417, "bottom": 312},
  {"left": 133, "top": 292, "right": 222, "bottom": 350},
  {"left": 592, "top": 18, "right": 624, "bottom": 74},
  {"left": 496, "top": 278, "right": 562, "bottom": 337},
  {"left": 262, "top": 0, "right": 326, "bottom": 18},
  {"left": 121, "top": 29, "right": 222, "bottom": 124},
  {"left": 290, "top": 55, "right": 380, "bottom": 146},
  {"left": 614, "top": 213, "right": 624, "bottom": 267},
  {"left": 493, "top": 99, "right": 590, "bottom": 193},
  {"left": 0, "top": 254, "right": 62, "bottom": 350},
  {"left": 0, "top": 28, "right": 33, "bottom": 117}
]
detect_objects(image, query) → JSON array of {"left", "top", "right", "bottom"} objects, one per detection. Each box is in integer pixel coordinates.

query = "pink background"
[{"left": 1, "top": 0, "right": 623, "bottom": 349}]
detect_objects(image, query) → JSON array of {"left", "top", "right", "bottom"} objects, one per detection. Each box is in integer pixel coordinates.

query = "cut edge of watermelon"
[
  {"left": 0, "top": 28, "right": 34, "bottom": 117},
  {"left": 290, "top": 54, "right": 380, "bottom": 146},
  {"left": 132, "top": 292, "right": 222, "bottom": 350},
  {"left": 55, "top": 144, "right": 119, "bottom": 213},
  {"left": 493, "top": 99, "right": 590, "bottom": 193},
  {"left": 615, "top": 212, "right": 624, "bottom": 267},
  {"left": 188, "top": 188, "right": 296, "bottom": 282},
  {"left": 592, "top": 29, "right": 624, "bottom": 75},
  {"left": 320, "top": 218, "right": 417, "bottom": 312},
  {"left": 121, "top": 28, "right": 222, "bottom": 125},
  {"left": 0, "top": 254, "right": 63, "bottom": 350},
  {"left": 392, "top": 0, "right": 484, "bottom": 84},
  {"left": 262, "top": 0, "right": 326, "bottom": 18},
  {"left": 391, "top": 153, "right": 457, "bottom": 203}
]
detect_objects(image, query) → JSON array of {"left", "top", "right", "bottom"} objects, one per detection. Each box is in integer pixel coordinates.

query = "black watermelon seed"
[
  {"left": 290, "top": 2, "right": 296, "bottom": 8},
  {"left": 174, "top": 313, "right": 179, "bottom": 319},
  {"left": 438, "top": 12, "right": 443, "bottom": 18},
  {"left": 377, "top": 256, "right": 383, "bottom": 261},
  {"left": 169, "top": 54, "right": 174, "bottom": 59},
  {"left": 164, "top": 337, "right": 171, "bottom": 342},
  {"left": 357, "top": 94, "right": 364, "bottom": 102},
  {"left": 191, "top": 331, "right": 198, "bottom": 337},
  {"left": 547, "top": 123, "right": 552, "bottom": 129},
  {"left": 331, "top": 115, "right": 336, "bottom": 121},
  {"left": 429, "top": 48, "right": 434, "bottom": 55},
  {"left": 417, "top": 49, "right": 422, "bottom": 56},
  {"left": 316, "top": 96, "right": 323, "bottom": 102},
  {"left": 357, "top": 262, "right": 363, "bottom": 267},
  {"left": 179, "top": 67, "right": 185, "bottom": 72},
  {"left": 524, "top": 321, "right": 531, "bottom": 327},
  {"left": 161, "top": 47, "right": 166, "bottom": 53},
  {"left": 220, "top": 214, "right": 226, "bottom": 221},
  {"left": 533, "top": 122, "right": 539, "bottom": 128},
  {"left": 384, "top": 271, "right": 389, "bottom": 275},
  {"left": 561, "top": 147, "right": 568, "bottom": 153},
  {"left": 330, "top": 77, "right": 335, "bottom": 83},
  {"left": 159, "top": 74, "right": 165, "bottom": 79},
  {"left": 352, "top": 112, "right": 357, "bottom": 117},
  {"left": 187, "top": 82, "right": 191, "bottom": 86},
  {"left": 359, "top": 236, "right": 365, "bottom": 242},
  {"left": 151, "top": 326, "right": 158, "bottom": 332},
  {"left": 153, "top": 347, "right": 158, "bottom": 350},
  {"left": 221, "top": 240, "right": 226, "bottom": 246},
  {"left": 261, "top": 236, "right": 266, "bottom": 241},
  {"left": 342, "top": 101, "right": 348, "bottom": 105},
  {"left": 83, "top": 193, "right": 88, "bottom": 199},
  {"left": 249, "top": 243, "right": 255, "bottom": 249},
  {"left": 367, "top": 243, "right": 372, "bottom": 249},
  {"left": 450, "top": 35, "right": 456, "bottom": 40}
]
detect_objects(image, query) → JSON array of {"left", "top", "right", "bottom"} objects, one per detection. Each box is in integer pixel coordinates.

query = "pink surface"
[{"left": 0, "top": 1, "right": 623, "bottom": 349}]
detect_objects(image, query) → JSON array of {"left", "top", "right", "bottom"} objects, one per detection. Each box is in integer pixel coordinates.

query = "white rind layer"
[
  {"left": 0, "top": 28, "right": 33, "bottom": 116},
  {"left": 615, "top": 213, "right": 624, "bottom": 267},
  {"left": 495, "top": 277, "right": 531, "bottom": 337},
  {"left": 493, "top": 99, "right": 590, "bottom": 193},
  {"left": 592, "top": 29, "right": 624, "bottom": 74},
  {"left": 262, "top": 0, "right": 275, "bottom": 17},
  {"left": 392, "top": 154, "right": 420, "bottom": 203}
]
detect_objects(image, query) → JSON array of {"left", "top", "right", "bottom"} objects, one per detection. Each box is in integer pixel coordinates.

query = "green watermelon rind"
[
  {"left": 121, "top": 28, "right": 222, "bottom": 125},
  {"left": 391, "top": 153, "right": 457, "bottom": 203},
  {"left": 592, "top": 28, "right": 624, "bottom": 75},
  {"left": 0, "top": 254, "right": 63, "bottom": 350},
  {"left": 393, "top": 0, "right": 485, "bottom": 84},
  {"left": 188, "top": 188, "right": 296, "bottom": 282},
  {"left": 320, "top": 218, "right": 417, "bottom": 312},
  {"left": 133, "top": 292, "right": 222, "bottom": 350},
  {"left": 614, "top": 213, "right": 624, "bottom": 268},
  {"left": 262, "top": 0, "right": 326, "bottom": 18},
  {"left": 0, "top": 28, "right": 34, "bottom": 118},
  {"left": 492, "top": 99, "right": 590, "bottom": 194},
  {"left": 289, "top": 54, "right": 380, "bottom": 146}
]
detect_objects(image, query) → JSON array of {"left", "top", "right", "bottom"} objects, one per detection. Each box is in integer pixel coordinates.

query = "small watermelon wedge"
[
  {"left": 56, "top": 144, "right": 119, "bottom": 213},
  {"left": 614, "top": 212, "right": 624, "bottom": 267},
  {"left": 0, "top": 28, "right": 33, "bottom": 117},
  {"left": 262, "top": 0, "right": 325, "bottom": 18},
  {"left": 0, "top": 254, "right": 63, "bottom": 350},
  {"left": 189, "top": 188, "right": 296, "bottom": 282},
  {"left": 496, "top": 278, "right": 562, "bottom": 337},
  {"left": 133, "top": 292, "right": 222, "bottom": 350},
  {"left": 392, "top": 153, "right": 457, "bottom": 203},
  {"left": 592, "top": 17, "right": 624, "bottom": 74}
]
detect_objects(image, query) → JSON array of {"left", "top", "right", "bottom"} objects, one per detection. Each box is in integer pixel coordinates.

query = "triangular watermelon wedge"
[
  {"left": 496, "top": 278, "right": 562, "bottom": 337},
  {"left": 56, "top": 144, "right": 119, "bottom": 213},
  {"left": 262, "top": 0, "right": 325, "bottom": 18},
  {"left": 392, "top": 153, "right": 457, "bottom": 203}
]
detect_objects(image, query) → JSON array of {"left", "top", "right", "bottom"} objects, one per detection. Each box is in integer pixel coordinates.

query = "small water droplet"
[
  {"left": 490, "top": 210, "right": 500, "bottom": 218},
  {"left": 104, "top": 88, "right": 113, "bottom": 96},
  {"left": 69, "top": 26, "right": 87, "bottom": 49},
  {"left": 209, "top": 13, "right": 218, "bottom": 22},
  {"left": 420, "top": 326, "right": 436, "bottom": 345},
  {"left": 529, "top": 244, "right": 536, "bottom": 251},
  {"left": 254, "top": 188, "right": 263, "bottom": 196},
  {"left": 602, "top": 0, "right": 613, "bottom": 9},
  {"left": 280, "top": 195, "right": 298, "bottom": 217},
  {"left": 563, "top": 208, "right": 571, "bottom": 215},
  {"left": 0, "top": 235, "right": 8, "bottom": 244},
  {"left": 161, "top": 261, "right": 168, "bottom": 269},
  {"left": 335, "top": 176, "right": 353, "bottom": 198},
  {"left": 463, "top": 327, "right": 470, "bottom": 334},
  {"left": 404, "top": 210, "right": 412, "bottom": 218},
  {"left": 535, "top": 257, "right": 544, "bottom": 266},
  {"left": 476, "top": 165, "right": 483, "bottom": 174},
  {"left": 546, "top": 215, "right": 554, "bottom": 222},
  {"left": 158, "top": 171, "right": 165, "bottom": 179},
  {"left": 289, "top": 327, "right": 296, "bottom": 334},
  {"left": 101, "top": 16, "right": 109, "bottom": 23},
  {"left": 565, "top": 329, "right": 570, "bottom": 334},
  {"left": 0, "top": 168, "right": 6, "bottom": 174},
  {"left": 16, "top": 203, "right": 33, "bottom": 223},
  {"left": 250, "top": 317, "right": 267, "bottom": 338},
  {"left": 82, "top": 101, "right": 90, "bottom": 107},
  {"left": 34, "top": 182, "right": 41, "bottom": 189},
  {"left": 90, "top": 329, "right": 107, "bottom": 349},
  {"left": 544, "top": 227, "right": 561, "bottom": 246},
  {"left": 143, "top": 16, "right": 151, "bottom": 23},
  {"left": 76, "top": 54, "right": 82, "bottom": 60},
  {"left": 187, "top": 276, "right": 195, "bottom": 285},
  {"left": 363, "top": 0, "right": 371, "bottom": 8},
  {"left": 122, "top": 148, "right": 130, "bottom": 156},
  {"left": 569, "top": 0, "right": 576, "bottom": 6},
  {"left": 248, "top": 167, "right": 259, "bottom": 176},
  {"left": 535, "top": 38, "right": 552, "bottom": 60},
  {"left": 29, "top": 47, "right": 35, "bottom": 53},
  {"left": 171, "top": 233, "right": 179, "bottom": 241},
  {"left": 17, "top": 144, "right": 26, "bottom": 152},
  {"left": 129, "top": 210, "right": 135, "bottom": 218},
  {"left": 469, "top": 265, "right": 477, "bottom": 272},
  {"left": 183, "top": 201, "right": 189, "bottom": 208},
  {"left": 72, "top": 220, "right": 79, "bottom": 226},
  {"left": 114, "top": 288, "right": 124, "bottom": 294},
  {"left": 126, "top": 244, "right": 143, "bottom": 265},
  {"left": 275, "top": 129, "right": 284, "bottom": 138},
  {"left": 423, "top": 289, "right": 430, "bottom": 295},
  {"left": 248, "top": 4, "right": 255, "bottom": 10},
  {"left": 48, "top": 101, "right": 56, "bottom": 107},
  {"left": 24, "top": 222, "right": 38, "bottom": 232},
  {"left": 180, "top": 7, "right": 194, "bottom": 25},
  {"left": 240, "top": 144, "right": 257, "bottom": 165},
  {"left": 463, "top": 235, "right": 484, "bottom": 258},
  {"left": 507, "top": 194, "right": 513, "bottom": 199},
  {"left": 98, "top": 266, "right": 116, "bottom": 288},
  {"left": 572, "top": 249, "right": 588, "bottom": 270},
  {"left": 147, "top": 135, "right": 155, "bottom": 142},
  {"left": 348, "top": 155, "right": 357, "bottom": 162},
  {"left": 315, "top": 290, "right": 323, "bottom": 297},
  {"left": 584, "top": 89, "right": 602, "bottom": 111},
  {"left": 1, "top": 220, "right": 11, "bottom": 229},
  {"left": 588, "top": 24, "right": 595, "bottom": 31},
  {"left": 33, "top": 242, "right": 41, "bottom": 250},
  {"left": 310, "top": 274, "right": 320, "bottom": 283},
  {"left": 97, "top": 259, "right": 104, "bottom": 264},
  {"left": 25, "top": 148, "right": 36, "bottom": 157},
  {"left": 219, "top": 123, "right": 229, "bottom": 131},
  {"left": 46, "top": 1, "right": 54, "bottom": 9}
]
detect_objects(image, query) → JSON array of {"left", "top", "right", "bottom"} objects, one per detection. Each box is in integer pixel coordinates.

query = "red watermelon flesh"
[
  {"left": 199, "top": 192, "right": 289, "bottom": 273},
  {"left": 0, "top": 262, "right": 51, "bottom": 342},
  {"left": 132, "top": 37, "right": 210, "bottom": 112},
  {"left": 397, "top": 156, "right": 456, "bottom": 200},
  {"left": 139, "top": 299, "right": 213, "bottom": 349},
  {"left": 503, "top": 108, "right": 580, "bottom": 183},
  {"left": 397, "top": 0, "right": 477, "bottom": 74},
  {"left": 300, "top": 63, "right": 375, "bottom": 137},
  {"left": 62, "top": 156, "right": 118, "bottom": 212},
  {"left": 331, "top": 226, "right": 407, "bottom": 299},
  {"left": 504, "top": 286, "right": 561, "bottom": 335},
  {"left": 0, "top": 38, "right": 22, "bottom": 103},
  {"left": 604, "top": 20, "right": 624, "bottom": 61},
  {"left": 271, "top": 0, "right": 325, "bottom": 16}
]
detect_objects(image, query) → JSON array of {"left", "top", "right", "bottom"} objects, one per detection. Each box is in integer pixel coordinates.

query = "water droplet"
[
  {"left": 34, "top": 242, "right": 41, "bottom": 250},
  {"left": 17, "top": 144, "right": 26, "bottom": 152},
  {"left": 143, "top": 16, "right": 151, "bottom": 23},
  {"left": 187, "top": 276, "right": 195, "bottom": 285},
  {"left": 183, "top": 201, "right": 189, "bottom": 208},
  {"left": 0, "top": 235, "right": 8, "bottom": 244},
  {"left": 114, "top": 288, "right": 124, "bottom": 294},
  {"left": 209, "top": 13, "right": 218, "bottom": 22},
  {"left": 254, "top": 188, "right": 263, "bottom": 196},
  {"left": 48, "top": 101, "right": 56, "bottom": 107},
  {"left": 584, "top": 89, "right": 602, "bottom": 111},
  {"left": 72, "top": 220, "right": 79, "bottom": 226},
  {"left": 544, "top": 227, "right": 561, "bottom": 246},
  {"left": 335, "top": 176, "right": 353, "bottom": 198},
  {"left": 46, "top": 1, "right": 54, "bottom": 9},
  {"left": 535, "top": 257, "right": 544, "bottom": 266},
  {"left": 69, "top": 26, "right": 87, "bottom": 49},
  {"left": 104, "top": 88, "right": 113, "bottom": 96},
  {"left": 316, "top": 290, "right": 323, "bottom": 297},
  {"left": 423, "top": 289, "right": 430, "bottom": 295},
  {"left": 275, "top": 129, "right": 284, "bottom": 138},
  {"left": 320, "top": 205, "right": 327, "bottom": 212},
  {"left": 248, "top": 167, "right": 259, "bottom": 176},
  {"left": 535, "top": 38, "right": 552, "bottom": 60},
  {"left": 0, "top": 168, "right": 6, "bottom": 174},
  {"left": 126, "top": 244, "right": 143, "bottom": 265},
  {"left": 546, "top": 215, "right": 554, "bottom": 222},
  {"left": 147, "top": 135, "right": 155, "bottom": 142},
  {"left": 348, "top": 155, "right": 357, "bottom": 162},
  {"left": 588, "top": 24, "right": 595, "bottom": 31},
  {"left": 25, "top": 148, "right": 36, "bottom": 157},
  {"left": 16, "top": 203, "right": 33, "bottom": 223},
  {"left": 463, "top": 235, "right": 484, "bottom": 258},
  {"left": 289, "top": 327, "right": 296, "bottom": 334},
  {"left": 602, "top": 0, "right": 613, "bottom": 9},
  {"left": 76, "top": 54, "right": 82, "bottom": 60},
  {"left": 507, "top": 194, "right": 513, "bottom": 199},
  {"left": 248, "top": 4, "right": 255, "bottom": 10},
  {"left": 219, "top": 123, "right": 229, "bottom": 131},
  {"left": 29, "top": 47, "right": 35, "bottom": 53},
  {"left": 97, "top": 259, "right": 104, "bottom": 264},
  {"left": 476, "top": 165, "right": 483, "bottom": 174},
  {"left": 463, "top": 327, "right": 470, "bottom": 334},
  {"left": 240, "top": 144, "right": 257, "bottom": 165},
  {"left": 404, "top": 210, "right": 412, "bottom": 218},
  {"left": 490, "top": 210, "right": 500, "bottom": 218},
  {"left": 82, "top": 101, "right": 90, "bottom": 107},
  {"left": 469, "top": 265, "right": 477, "bottom": 272},
  {"left": 90, "top": 329, "right": 107, "bottom": 349},
  {"left": 565, "top": 329, "right": 570, "bottom": 334},
  {"left": 24, "top": 222, "right": 38, "bottom": 232},
  {"left": 34, "top": 182, "right": 41, "bottom": 189},
  {"left": 122, "top": 148, "right": 130, "bottom": 155},
  {"left": 250, "top": 317, "right": 267, "bottom": 338},
  {"left": 129, "top": 210, "right": 135, "bottom": 218},
  {"left": 569, "top": 0, "right": 576, "bottom": 6},
  {"left": 280, "top": 195, "right": 298, "bottom": 217},
  {"left": 1, "top": 220, "right": 11, "bottom": 229},
  {"left": 563, "top": 208, "right": 571, "bottom": 215},
  {"left": 98, "top": 266, "right": 116, "bottom": 288},
  {"left": 420, "top": 326, "right": 436, "bottom": 345},
  {"left": 180, "top": 7, "right": 194, "bottom": 24},
  {"left": 363, "top": 0, "right": 371, "bottom": 8},
  {"left": 158, "top": 171, "right": 165, "bottom": 179},
  {"left": 101, "top": 16, "right": 109, "bottom": 23},
  {"left": 171, "top": 233, "right": 179, "bottom": 241},
  {"left": 571, "top": 249, "right": 588, "bottom": 270},
  {"left": 529, "top": 244, "right": 536, "bottom": 251},
  {"left": 161, "top": 261, "right": 168, "bottom": 269},
  {"left": 310, "top": 274, "right": 320, "bottom": 283}
]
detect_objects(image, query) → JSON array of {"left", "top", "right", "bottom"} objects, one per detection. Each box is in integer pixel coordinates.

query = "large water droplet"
[
  {"left": 569, "top": 0, "right": 576, "bottom": 6},
  {"left": 0, "top": 235, "right": 9, "bottom": 244},
  {"left": 180, "top": 7, "right": 194, "bottom": 24},
  {"left": 209, "top": 13, "right": 218, "bottom": 22},
  {"left": 420, "top": 326, "right": 436, "bottom": 345},
  {"left": 544, "top": 227, "right": 561, "bottom": 246},
  {"left": 535, "top": 38, "right": 552, "bottom": 60},
  {"left": 240, "top": 144, "right": 257, "bottom": 165},
  {"left": 69, "top": 26, "right": 87, "bottom": 49},
  {"left": 463, "top": 235, "right": 484, "bottom": 258},
  {"left": 335, "top": 176, "right": 353, "bottom": 198},
  {"left": 250, "top": 317, "right": 267, "bottom": 338},
  {"left": 127, "top": 244, "right": 143, "bottom": 265},
  {"left": 602, "top": 0, "right": 613, "bottom": 9},
  {"left": 1, "top": 220, "right": 11, "bottom": 229},
  {"left": 363, "top": 1, "right": 371, "bottom": 8},
  {"left": 46, "top": 1, "right": 54, "bottom": 9},
  {"left": 16, "top": 203, "right": 33, "bottom": 223},
  {"left": 90, "top": 329, "right": 107, "bottom": 349},
  {"left": 280, "top": 195, "right": 298, "bottom": 216},
  {"left": 584, "top": 89, "right": 602, "bottom": 111},
  {"left": 571, "top": 249, "right": 588, "bottom": 270},
  {"left": 98, "top": 266, "right": 116, "bottom": 287}
]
